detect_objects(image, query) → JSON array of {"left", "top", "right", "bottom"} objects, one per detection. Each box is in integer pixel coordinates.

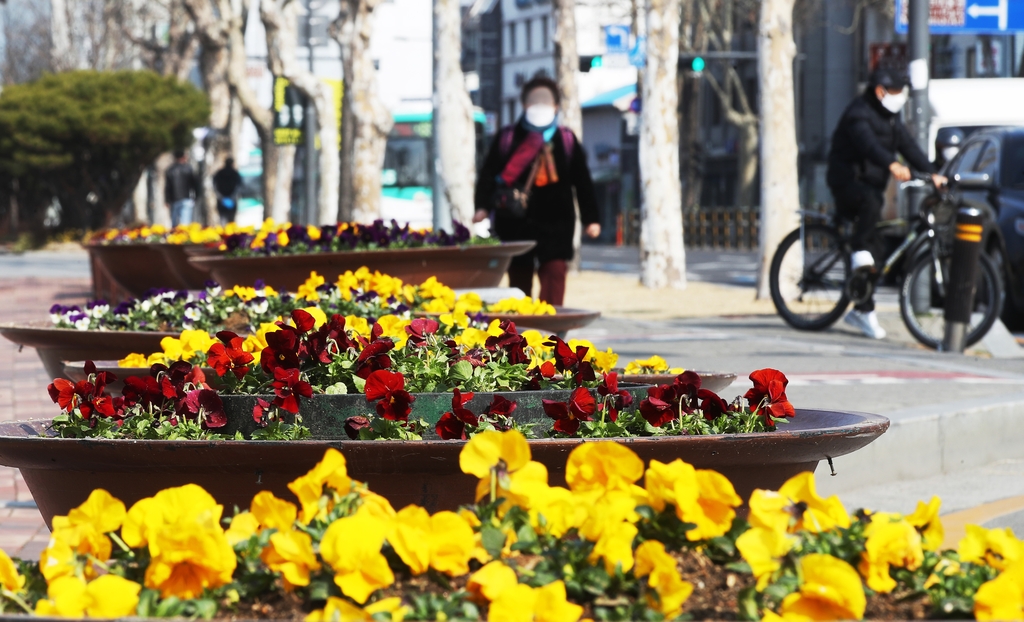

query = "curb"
[{"left": 817, "top": 390, "right": 1024, "bottom": 498}]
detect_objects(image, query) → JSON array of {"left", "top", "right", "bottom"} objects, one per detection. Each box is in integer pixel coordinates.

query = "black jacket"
[
  {"left": 165, "top": 162, "right": 198, "bottom": 204},
  {"left": 827, "top": 91, "right": 934, "bottom": 190},
  {"left": 474, "top": 123, "right": 599, "bottom": 263},
  {"left": 213, "top": 167, "right": 243, "bottom": 199}
]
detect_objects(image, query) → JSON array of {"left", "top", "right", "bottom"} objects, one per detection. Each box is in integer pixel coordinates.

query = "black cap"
[{"left": 869, "top": 67, "right": 909, "bottom": 90}]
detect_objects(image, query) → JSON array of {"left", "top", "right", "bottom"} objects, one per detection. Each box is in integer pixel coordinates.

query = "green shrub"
[{"left": 0, "top": 70, "right": 210, "bottom": 231}]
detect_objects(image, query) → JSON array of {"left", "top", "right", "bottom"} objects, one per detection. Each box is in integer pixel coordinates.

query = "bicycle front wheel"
[
  {"left": 769, "top": 223, "right": 851, "bottom": 331},
  {"left": 899, "top": 251, "right": 1004, "bottom": 349}
]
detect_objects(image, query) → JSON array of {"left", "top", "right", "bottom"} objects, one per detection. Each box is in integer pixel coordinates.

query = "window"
[
  {"left": 508, "top": 23, "right": 516, "bottom": 56},
  {"left": 973, "top": 141, "right": 999, "bottom": 179},
  {"left": 541, "top": 16, "right": 549, "bottom": 50},
  {"left": 525, "top": 18, "right": 532, "bottom": 53},
  {"left": 949, "top": 141, "right": 984, "bottom": 177}
]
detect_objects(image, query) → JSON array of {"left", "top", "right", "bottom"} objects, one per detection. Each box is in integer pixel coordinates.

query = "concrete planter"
[{"left": 0, "top": 409, "right": 887, "bottom": 527}]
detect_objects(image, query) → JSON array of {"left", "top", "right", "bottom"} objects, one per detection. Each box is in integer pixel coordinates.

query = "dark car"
[{"left": 935, "top": 127, "right": 1024, "bottom": 328}]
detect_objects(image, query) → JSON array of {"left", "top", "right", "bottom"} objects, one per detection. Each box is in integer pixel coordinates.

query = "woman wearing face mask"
[
  {"left": 825, "top": 67, "right": 947, "bottom": 340},
  {"left": 473, "top": 76, "right": 600, "bottom": 306}
]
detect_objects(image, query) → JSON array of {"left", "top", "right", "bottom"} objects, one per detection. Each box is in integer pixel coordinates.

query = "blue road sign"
[
  {"left": 628, "top": 35, "right": 646, "bottom": 68},
  {"left": 895, "top": 0, "right": 1024, "bottom": 34},
  {"left": 604, "top": 25, "right": 631, "bottom": 54}
]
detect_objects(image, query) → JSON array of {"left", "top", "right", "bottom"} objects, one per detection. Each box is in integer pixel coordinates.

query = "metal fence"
[{"left": 682, "top": 207, "right": 760, "bottom": 250}]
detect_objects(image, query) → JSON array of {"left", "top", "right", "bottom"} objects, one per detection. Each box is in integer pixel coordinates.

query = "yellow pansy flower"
[
  {"left": 376, "top": 315, "right": 411, "bottom": 348},
  {"left": 118, "top": 352, "right": 148, "bottom": 368},
  {"left": 418, "top": 277, "right": 456, "bottom": 308},
  {"left": 906, "top": 496, "right": 944, "bottom": 551},
  {"left": 277, "top": 231, "right": 290, "bottom": 247},
  {"left": 454, "top": 292, "right": 484, "bottom": 314},
  {"left": 225, "top": 512, "right": 260, "bottom": 546},
  {"left": 121, "top": 484, "right": 236, "bottom": 599},
  {"left": 564, "top": 442, "right": 645, "bottom": 495},
  {"left": 262, "top": 529, "right": 321, "bottom": 589},
  {"left": 456, "top": 327, "right": 490, "bottom": 349},
  {"left": 439, "top": 310, "right": 471, "bottom": 330},
  {"left": 764, "top": 554, "right": 866, "bottom": 621},
  {"left": 320, "top": 512, "right": 395, "bottom": 603},
  {"left": 589, "top": 520, "right": 638, "bottom": 573},
  {"left": 43, "top": 489, "right": 126, "bottom": 580},
  {"left": 421, "top": 298, "right": 451, "bottom": 314},
  {"left": 305, "top": 596, "right": 409, "bottom": 622},
  {"left": 159, "top": 337, "right": 184, "bottom": 361},
  {"left": 0, "top": 549, "right": 24, "bottom": 593},
  {"left": 488, "top": 580, "right": 583, "bottom": 622},
  {"left": 297, "top": 271, "right": 325, "bottom": 301},
  {"left": 467, "top": 561, "right": 519, "bottom": 603},
  {"left": 958, "top": 524, "right": 1024, "bottom": 571},
  {"left": 777, "top": 472, "right": 851, "bottom": 533},
  {"left": 643, "top": 459, "right": 741, "bottom": 541},
  {"left": 624, "top": 355, "right": 671, "bottom": 374},
  {"left": 858, "top": 512, "right": 924, "bottom": 593},
  {"left": 250, "top": 491, "right": 298, "bottom": 532},
  {"left": 287, "top": 448, "right": 353, "bottom": 524},
  {"left": 975, "top": 561, "right": 1024, "bottom": 620},
  {"left": 243, "top": 322, "right": 281, "bottom": 354},
  {"left": 634, "top": 540, "right": 694, "bottom": 618},
  {"left": 736, "top": 527, "right": 796, "bottom": 590},
  {"left": 35, "top": 574, "right": 141, "bottom": 619},
  {"left": 460, "top": 429, "right": 531, "bottom": 479},
  {"left": 389, "top": 506, "right": 476, "bottom": 577},
  {"left": 300, "top": 306, "right": 328, "bottom": 329},
  {"left": 345, "top": 315, "right": 371, "bottom": 339}
]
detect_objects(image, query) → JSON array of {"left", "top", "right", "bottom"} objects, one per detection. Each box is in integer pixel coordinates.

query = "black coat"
[
  {"left": 165, "top": 162, "right": 198, "bottom": 204},
  {"left": 827, "top": 91, "right": 934, "bottom": 191},
  {"left": 474, "top": 123, "right": 599, "bottom": 263}
]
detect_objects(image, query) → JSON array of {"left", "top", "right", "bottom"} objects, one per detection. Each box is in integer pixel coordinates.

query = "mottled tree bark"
[
  {"left": 262, "top": 0, "right": 340, "bottom": 224},
  {"left": 640, "top": 0, "right": 686, "bottom": 289},
  {"left": 434, "top": 0, "right": 477, "bottom": 226},
  {"left": 332, "top": 0, "right": 392, "bottom": 224},
  {"left": 756, "top": 0, "right": 800, "bottom": 298},
  {"left": 553, "top": 0, "right": 583, "bottom": 268},
  {"left": 199, "top": 43, "right": 234, "bottom": 225}
]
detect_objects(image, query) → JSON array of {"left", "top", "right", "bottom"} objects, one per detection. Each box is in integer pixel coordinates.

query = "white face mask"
[
  {"left": 525, "top": 104, "right": 557, "bottom": 128},
  {"left": 942, "top": 147, "right": 960, "bottom": 162},
  {"left": 880, "top": 90, "right": 908, "bottom": 113}
]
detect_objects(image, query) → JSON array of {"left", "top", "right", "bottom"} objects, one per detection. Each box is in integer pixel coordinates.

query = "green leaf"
[{"left": 481, "top": 525, "right": 506, "bottom": 559}]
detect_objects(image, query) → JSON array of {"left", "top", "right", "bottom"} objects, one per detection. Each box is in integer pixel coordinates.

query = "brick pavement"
[{"left": 0, "top": 277, "right": 91, "bottom": 559}]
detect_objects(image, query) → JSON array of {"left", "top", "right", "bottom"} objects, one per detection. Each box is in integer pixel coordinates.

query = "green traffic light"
[
  {"left": 691, "top": 57, "right": 705, "bottom": 72},
  {"left": 591, "top": 56, "right": 603, "bottom": 69}
]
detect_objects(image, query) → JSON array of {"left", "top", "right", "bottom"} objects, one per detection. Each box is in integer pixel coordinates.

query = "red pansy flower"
[
  {"left": 344, "top": 415, "right": 371, "bottom": 439},
  {"left": 435, "top": 389, "right": 477, "bottom": 440},
  {"left": 406, "top": 318, "right": 440, "bottom": 347},
  {"left": 354, "top": 338, "right": 395, "bottom": 379},
  {"left": 208, "top": 331, "right": 255, "bottom": 379},
  {"left": 744, "top": 368, "right": 795, "bottom": 422},
  {"left": 485, "top": 321, "right": 528, "bottom": 365},
  {"left": 639, "top": 385, "right": 677, "bottom": 427},
  {"left": 364, "top": 369, "right": 414, "bottom": 421},
  {"left": 542, "top": 387, "right": 596, "bottom": 436},
  {"left": 271, "top": 367, "right": 314, "bottom": 414}
]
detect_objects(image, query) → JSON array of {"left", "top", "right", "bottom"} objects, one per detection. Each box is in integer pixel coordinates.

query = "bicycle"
[{"left": 768, "top": 176, "right": 1004, "bottom": 349}]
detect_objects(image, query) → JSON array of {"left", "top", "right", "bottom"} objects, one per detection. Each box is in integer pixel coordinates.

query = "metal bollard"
[{"left": 942, "top": 208, "right": 984, "bottom": 352}]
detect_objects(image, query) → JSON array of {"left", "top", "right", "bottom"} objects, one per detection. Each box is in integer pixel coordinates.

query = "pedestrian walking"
[
  {"left": 827, "top": 67, "right": 946, "bottom": 340},
  {"left": 213, "top": 158, "right": 243, "bottom": 225},
  {"left": 473, "top": 76, "right": 601, "bottom": 306},
  {"left": 165, "top": 150, "right": 198, "bottom": 228}
]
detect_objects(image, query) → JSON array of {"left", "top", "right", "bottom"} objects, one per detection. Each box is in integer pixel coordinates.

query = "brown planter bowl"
[
  {"left": 0, "top": 322, "right": 175, "bottom": 380},
  {"left": 0, "top": 409, "right": 888, "bottom": 528},
  {"left": 188, "top": 242, "right": 537, "bottom": 290},
  {"left": 155, "top": 244, "right": 222, "bottom": 289},
  {"left": 621, "top": 372, "right": 738, "bottom": 395},
  {"left": 63, "top": 361, "right": 225, "bottom": 393},
  {"left": 84, "top": 244, "right": 183, "bottom": 297}
]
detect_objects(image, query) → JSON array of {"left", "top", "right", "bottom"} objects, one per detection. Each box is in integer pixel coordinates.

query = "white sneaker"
[
  {"left": 851, "top": 250, "right": 875, "bottom": 272},
  {"left": 844, "top": 309, "right": 887, "bottom": 339}
]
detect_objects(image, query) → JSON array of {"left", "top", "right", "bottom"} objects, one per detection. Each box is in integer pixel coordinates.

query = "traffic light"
[
  {"left": 691, "top": 56, "right": 705, "bottom": 72},
  {"left": 579, "top": 55, "right": 603, "bottom": 72}
]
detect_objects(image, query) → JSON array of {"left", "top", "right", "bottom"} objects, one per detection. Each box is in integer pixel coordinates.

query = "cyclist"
[{"left": 827, "top": 67, "right": 947, "bottom": 339}]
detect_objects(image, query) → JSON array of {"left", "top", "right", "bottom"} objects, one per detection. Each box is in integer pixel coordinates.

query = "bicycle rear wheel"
[
  {"left": 769, "top": 223, "right": 851, "bottom": 331},
  {"left": 899, "top": 251, "right": 1004, "bottom": 349}
]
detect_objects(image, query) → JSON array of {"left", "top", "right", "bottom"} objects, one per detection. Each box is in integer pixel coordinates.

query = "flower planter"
[
  {"left": 418, "top": 307, "right": 602, "bottom": 335},
  {"left": 0, "top": 409, "right": 888, "bottom": 527},
  {"left": 154, "top": 243, "right": 222, "bottom": 289},
  {"left": 622, "top": 372, "right": 737, "bottom": 394},
  {"left": 218, "top": 384, "right": 653, "bottom": 439},
  {"left": 84, "top": 243, "right": 184, "bottom": 298},
  {"left": 188, "top": 242, "right": 537, "bottom": 290},
  {"left": 0, "top": 323, "right": 174, "bottom": 380}
]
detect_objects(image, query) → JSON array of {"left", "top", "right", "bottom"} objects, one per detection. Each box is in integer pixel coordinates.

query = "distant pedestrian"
[
  {"left": 213, "top": 158, "right": 243, "bottom": 225},
  {"left": 473, "top": 76, "right": 601, "bottom": 306},
  {"left": 165, "top": 150, "right": 198, "bottom": 228}
]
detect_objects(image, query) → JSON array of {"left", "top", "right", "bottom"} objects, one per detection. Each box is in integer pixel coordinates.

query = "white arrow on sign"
[{"left": 967, "top": 0, "right": 1008, "bottom": 30}]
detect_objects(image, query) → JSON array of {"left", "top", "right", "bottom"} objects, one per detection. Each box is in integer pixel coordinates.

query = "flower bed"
[
  {"left": 88, "top": 223, "right": 228, "bottom": 246},
  {"left": 220, "top": 219, "right": 494, "bottom": 257},
  {"left": 49, "top": 269, "right": 556, "bottom": 334},
  {"left": 0, "top": 431, "right": 1010, "bottom": 620},
  {"left": 48, "top": 304, "right": 788, "bottom": 442}
]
